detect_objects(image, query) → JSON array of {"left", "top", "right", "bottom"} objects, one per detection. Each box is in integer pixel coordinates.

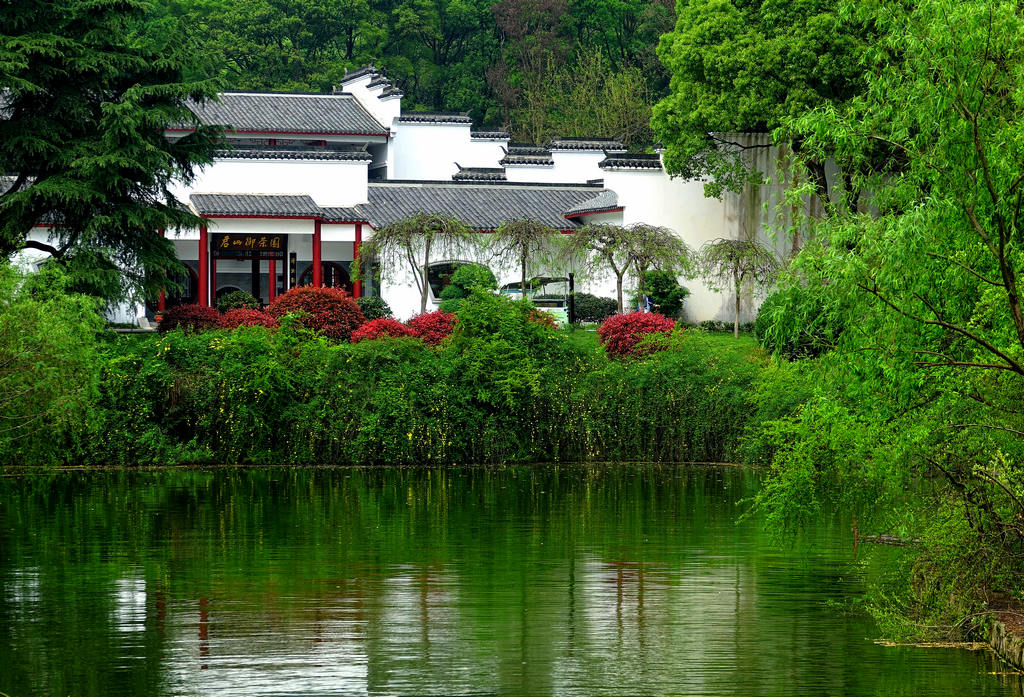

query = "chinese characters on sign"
[{"left": 211, "top": 233, "right": 286, "bottom": 260}]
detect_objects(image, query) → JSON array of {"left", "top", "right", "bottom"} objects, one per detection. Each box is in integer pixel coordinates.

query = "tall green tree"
[
  {"left": 651, "top": 0, "right": 867, "bottom": 199},
  {"left": 756, "top": 0, "right": 1024, "bottom": 634},
  {"left": 0, "top": 0, "right": 223, "bottom": 301}
]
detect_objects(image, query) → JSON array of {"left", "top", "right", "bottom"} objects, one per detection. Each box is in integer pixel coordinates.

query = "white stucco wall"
[
  {"left": 176, "top": 158, "right": 370, "bottom": 207},
  {"left": 504, "top": 165, "right": 562, "bottom": 183},
  {"left": 548, "top": 151, "right": 609, "bottom": 183},
  {"left": 465, "top": 139, "right": 508, "bottom": 169},
  {"left": 339, "top": 74, "right": 401, "bottom": 133},
  {"left": 387, "top": 122, "right": 475, "bottom": 180}
]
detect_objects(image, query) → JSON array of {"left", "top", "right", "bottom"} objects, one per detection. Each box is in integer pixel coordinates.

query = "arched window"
[
  {"left": 427, "top": 261, "right": 474, "bottom": 300},
  {"left": 298, "top": 262, "right": 352, "bottom": 294}
]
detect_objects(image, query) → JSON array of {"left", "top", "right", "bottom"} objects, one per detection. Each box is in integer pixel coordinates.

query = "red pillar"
[
  {"left": 312, "top": 219, "right": 323, "bottom": 288},
  {"left": 198, "top": 224, "right": 209, "bottom": 307},
  {"left": 268, "top": 258, "right": 276, "bottom": 303},
  {"left": 353, "top": 222, "right": 362, "bottom": 299}
]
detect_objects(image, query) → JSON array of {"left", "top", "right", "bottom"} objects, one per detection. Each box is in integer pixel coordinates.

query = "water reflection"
[{"left": 0, "top": 466, "right": 1021, "bottom": 696}]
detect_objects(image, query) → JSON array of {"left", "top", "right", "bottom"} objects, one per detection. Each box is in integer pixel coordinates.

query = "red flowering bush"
[
  {"left": 407, "top": 311, "right": 457, "bottom": 346},
  {"left": 219, "top": 309, "right": 279, "bottom": 330},
  {"left": 158, "top": 304, "right": 221, "bottom": 333},
  {"left": 528, "top": 308, "right": 557, "bottom": 328},
  {"left": 597, "top": 312, "right": 677, "bottom": 358},
  {"left": 267, "top": 286, "right": 366, "bottom": 341},
  {"left": 351, "top": 318, "right": 414, "bottom": 342}
]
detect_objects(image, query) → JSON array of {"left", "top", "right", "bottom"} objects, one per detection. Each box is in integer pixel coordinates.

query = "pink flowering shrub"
[
  {"left": 351, "top": 318, "right": 415, "bottom": 342},
  {"left": 219, "top": 309, "right": 279, "bottom": 329},
  {"left": 597, "top": 312, "right": 677, "bottom": 358},
  {"left": 158, "top": 304, "right": 221, "bottom": 333},
  {"left": 407, "top": 311, "right": 457, "bottom": 346}
]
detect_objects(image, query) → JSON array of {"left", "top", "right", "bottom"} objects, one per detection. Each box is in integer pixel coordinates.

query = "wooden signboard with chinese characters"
[{"left": 212, "top": 233, "right": 286, "bottom": 260}]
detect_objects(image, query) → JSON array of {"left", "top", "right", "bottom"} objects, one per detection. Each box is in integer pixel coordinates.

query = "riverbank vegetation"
[{"left": 3, "top": 278, "right": 785, "bottom": 471}]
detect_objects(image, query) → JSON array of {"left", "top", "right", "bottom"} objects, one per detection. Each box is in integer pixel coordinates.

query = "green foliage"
[
  {"left": 0, "top": 264, "right": 104, "bottom": 465},
  {"left": 652, "top": 0, "right": 868, "bottom": 198},
  {"left": 573, "top": 293, "right": 617, "bottom": 323},
  {"left": 355, "top": 295, "right": 393, "bottom": 320},
  {"left": 36, "top": 290, "right": 793, "bottom": 469},
  {"left": 755, "top": 285, "right": 843, "bottom": 360},
  {"left": 438, "top": 263, "right": 497, "bottom": 312},
  {"left": 641, "top": 269, "right": 690, "bottom": 318},
  {"left": 217, "top": 290, "right": 260, "bottom": 312},
  {"left": 450, "top": 262, "right": 497, "bottom": 293},
  {"left": 0, "top": 0, "right": 223, "bottom": 302},
  {"left": 740, "top": 0, "right": 1024, "bottom": 636}
]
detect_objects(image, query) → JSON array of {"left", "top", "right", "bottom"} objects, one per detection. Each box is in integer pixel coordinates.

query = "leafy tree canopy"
[
  {"left": 651, "top": 0, "right": 868, "bottom": 197},
  {"left": 756, "top": 0, "right": 1024, "bottom": 633},
  {"left": 0, "top": 0, "right": 223, "bottom": 302}
]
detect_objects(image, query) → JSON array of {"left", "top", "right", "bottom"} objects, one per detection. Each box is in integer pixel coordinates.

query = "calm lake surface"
[{"left": 0, "top": 465, "right": 1020, "bottom": 696}]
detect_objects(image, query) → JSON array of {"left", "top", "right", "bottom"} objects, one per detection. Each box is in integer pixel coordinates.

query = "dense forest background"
[{"left": 151, "top": 0, "right": 673, "bottom": 144}]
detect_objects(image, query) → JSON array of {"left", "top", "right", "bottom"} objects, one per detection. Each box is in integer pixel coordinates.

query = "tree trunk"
[
  {"left": 733, "top": 270, "right": 741, "bottom": 339},
  {"left": 420, "top": 238, "right": 431, "bottom": 315},
  {"left": 521, "top": 254, "right": 528, "bottom": 304},
  {"left": 616, "top": 273, "right": 624, "bottom": 314}
]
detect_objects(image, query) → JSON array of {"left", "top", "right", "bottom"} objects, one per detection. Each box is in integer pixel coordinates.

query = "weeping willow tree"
[
  {"left": 698, "top": 239, "right": 778, "bottom": 337},
  {"left": 360, "top": 213, "right": 476, "bottom": 314},
  {"left": 488, "top": 219, "right": 561, "bottom": 300},
  {"left": 565, "top": 223, "right": 692, "bottom": 313}
]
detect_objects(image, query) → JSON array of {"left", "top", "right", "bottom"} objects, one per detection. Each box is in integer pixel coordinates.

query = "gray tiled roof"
[
  {"left": 382, "top": 87, "right": 405, "bottom": 98},
  {"left": 564, "top": 190, "right": 620, "bottom": 217},
  {"left": 185, "top": 93, "right": 388, "bottom": 136},
  {"left": 362, "top": 181, "right": 609, "bottom": 230},
  {"left": 500, "top": 145, "right": 553, "bottom": 166},
  {"left": 548, "top": 137, "right": 626, "bottom": 152},
  {"left": 397, "top": 112, "right": 473, "bottom": 124},
  {"left": 321, "top": 207, "right": 367, "bottom": 223},
  {"left": 471, "top": 130, "right": 510, "bottom": 140},
  {"left": 453, "top": 166, "right": 506, "bottom": 181},
  {"left": 215, "top": 144, "right": 373, "bottom": 161},
  {"left": 190, "top": 194, "right": 322, "bottom": 218},
  {"left": 340, "top": 65, "right": 380, "bottom": 83},
  {"left": 599, "top": 153, "right": 663, "bottom": 170},
  {"left": 190, "top": 182, "right": 619, "bottom": 228}
]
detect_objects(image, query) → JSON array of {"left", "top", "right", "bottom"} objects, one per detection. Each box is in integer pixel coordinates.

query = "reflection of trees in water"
[{"left": 0, "top": 466, "right": 874, "bottom": 697}]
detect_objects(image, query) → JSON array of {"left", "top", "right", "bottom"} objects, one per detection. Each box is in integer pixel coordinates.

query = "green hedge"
[{"left": 71, "top": 295, "right": 794, "bottom": 467}]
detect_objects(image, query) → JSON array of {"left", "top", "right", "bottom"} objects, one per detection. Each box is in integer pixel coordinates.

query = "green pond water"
[{"left": 0, "top": 465, "right": 1021, "bottom": 697}]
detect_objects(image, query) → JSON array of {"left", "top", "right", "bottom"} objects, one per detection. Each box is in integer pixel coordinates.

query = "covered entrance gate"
[{"left": 176, "top": 193, "right": 366, "bottom": 307}]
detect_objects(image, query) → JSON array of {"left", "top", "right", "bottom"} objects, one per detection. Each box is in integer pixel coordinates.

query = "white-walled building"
[{"left": 26, "top": 65, "right": 789, "bottom": 323}]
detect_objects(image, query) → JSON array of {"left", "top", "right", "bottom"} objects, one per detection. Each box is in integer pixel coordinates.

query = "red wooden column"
[
  {"left": 198, "top": 224, "right": 209, "bottom": 307},
  {"left": 312, "top": 219, "right": 323, "bottom": 288},
  {"left": 157, "top": 228, "right": 166, "bottom": 313},
  {"left": 268, "top": 258, "right": 276, "bottom": 303},
  {"left": 353, "top": 222, "right": 363, "bottom": 298}
]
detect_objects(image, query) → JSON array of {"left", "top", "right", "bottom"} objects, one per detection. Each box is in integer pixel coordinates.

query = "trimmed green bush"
[
  {"left": 217, "top": 290, "right": 260, "bottom": 312},
  {"left": 356, "top": 295, "right": 393, "bottom": 321},
  {"left": 574, "top": 293, "right": 618, "bottom": 323}
]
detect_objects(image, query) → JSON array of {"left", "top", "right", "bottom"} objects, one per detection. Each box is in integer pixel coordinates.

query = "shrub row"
[
  {"left": 159, "top": 287, "right": 453, "bottom": 346},
  {"left": 75, "top": 290, "right": 794, "bottom": 468}
]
